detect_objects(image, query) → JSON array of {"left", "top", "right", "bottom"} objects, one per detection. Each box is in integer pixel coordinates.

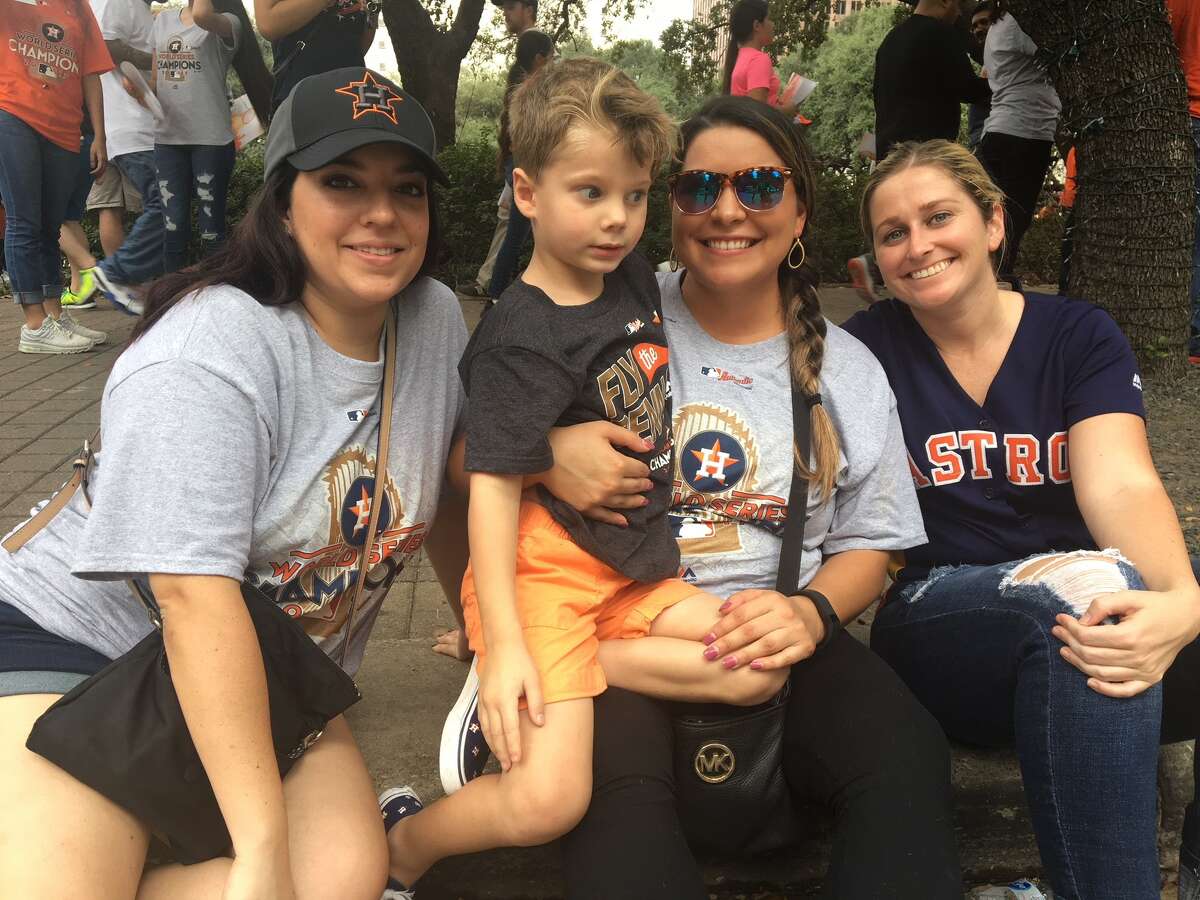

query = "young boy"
[{"left": 379, "top": 58, "right": 787, "bottom": 897}]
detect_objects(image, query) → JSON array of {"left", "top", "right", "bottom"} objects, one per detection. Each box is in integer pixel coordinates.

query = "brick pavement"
[{"left": 0, "top": 302, "right": 136, "bottom": 535}]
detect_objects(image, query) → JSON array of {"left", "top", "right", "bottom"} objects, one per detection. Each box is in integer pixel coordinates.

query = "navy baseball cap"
[{"left": 264, "top": 67, "right": 448, "bottom": 184}]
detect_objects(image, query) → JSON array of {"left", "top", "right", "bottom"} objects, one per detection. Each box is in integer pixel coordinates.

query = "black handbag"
[
  {"left": 8, "top": 311, "right": 398, "bottom": 864},
  {"left": 25, "top": 581, "right": 362, "bottom": 863},
  {"left": 671, "top": 378, "right": 815, "bottom": 856}
]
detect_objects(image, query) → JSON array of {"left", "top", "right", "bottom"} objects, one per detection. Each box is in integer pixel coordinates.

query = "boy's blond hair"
[{"left": 509, "top": 57, "right": 676, "bottom": 178}]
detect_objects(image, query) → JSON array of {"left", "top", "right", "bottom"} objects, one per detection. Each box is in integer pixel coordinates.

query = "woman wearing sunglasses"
[{"left": 553, "top": 96, "right": 963, "bottom": 898}]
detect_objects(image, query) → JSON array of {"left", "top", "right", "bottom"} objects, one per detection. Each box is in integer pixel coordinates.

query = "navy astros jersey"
[{"left": 842, "top": 293, "right": 1145, "bottom": 584}]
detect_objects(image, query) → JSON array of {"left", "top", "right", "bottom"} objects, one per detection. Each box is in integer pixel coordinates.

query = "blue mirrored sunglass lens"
[
  {"left": 678, "top": 172, "right": 720, "bottom": 211},
  {"left": 734, "top": 170, "right": 785, "bottom": 209}
]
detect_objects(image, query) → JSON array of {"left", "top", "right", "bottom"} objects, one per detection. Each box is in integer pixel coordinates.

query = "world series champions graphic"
[
  {"left": 256, "top": 446, "right": 427, "bottom": 645},
  {"left": 669, "top": 403, "right": 786, "bottom": 555}
]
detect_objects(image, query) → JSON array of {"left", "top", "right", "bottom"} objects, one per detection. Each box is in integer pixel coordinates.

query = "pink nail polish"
[
  {"left": 718, "top": 601, "right": 731, "bottom": 613},
  {"left": 723, "top": 656, "right": 737, "bottom": 669},
  {"left": 703, "top": 646, "right": 719, "bottom": 661},
  {"left": 702, "top": 632, "right": 716, "bottom": 645},
  {"left": 750, "top": 660, "right": 763, "bottom": 670}
]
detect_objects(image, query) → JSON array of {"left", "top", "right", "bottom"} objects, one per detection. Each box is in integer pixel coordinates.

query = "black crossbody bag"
[
  {"left": 670, "top": 379, "right": 818, "bottom": 856},
  {"left": 7, "top": 313, "right": 397, "bottom": 863}
]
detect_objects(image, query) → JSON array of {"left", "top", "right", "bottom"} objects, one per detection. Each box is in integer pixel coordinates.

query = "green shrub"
[
  {"left": 433, "top": 136, "right": 505, "bottom": 289},
  {"left": 808, "top": 162, "right": 872, "bottom": 283}
]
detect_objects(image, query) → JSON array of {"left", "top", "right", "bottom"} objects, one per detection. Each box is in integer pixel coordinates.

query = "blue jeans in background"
[
  {"left": 1189, "top": 116, "right": 1199, "bottom": 357},
  {"left": 155, "top": 142, "right": 237, "bottom": 272},
  {"left": 0, "top": 110, "right": 81, "bottom": 304},
  {"left": 65, "top": 131, "right": 96, "bottom": 222},
  {"left": 99, "top": 150, "right": 163, "bottom": 285},
  {"left": 487, "top": 157, "right": 532, "bottom": 299},
  {"left": 872, "top": 554, "right": 1200, "bottom": 900}
]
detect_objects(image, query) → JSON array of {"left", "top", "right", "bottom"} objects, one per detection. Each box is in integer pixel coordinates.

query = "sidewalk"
[{"left": 0, "top": 291, "right": 1189, "bottom": 898}]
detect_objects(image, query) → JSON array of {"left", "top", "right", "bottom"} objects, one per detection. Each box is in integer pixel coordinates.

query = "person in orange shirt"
[
  {"left": 1058, "top": 145, "right": 1076, "bottom": 294},
  {"left": 0, "top": 0, "right": 111, "bottom": 353},
  {"left": 1168, "top": 0, "right": 1200, "bottom": 366}
]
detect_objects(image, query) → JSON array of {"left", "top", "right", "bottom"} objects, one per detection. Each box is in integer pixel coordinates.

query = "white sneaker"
[
  {"left": 19, "top": 317, "right": 94, "bottom": 354},
  {"left": 439, "top": 656, "right": 490, "bottom": 795},
  {"left": 93, "top": 267, "right": 145, "bottom": 316},
  {"left": 56, "top": 310, "right": 107, "bottom": 345}
]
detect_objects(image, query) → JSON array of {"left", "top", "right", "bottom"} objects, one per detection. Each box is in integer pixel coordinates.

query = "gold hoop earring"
[
  {"left": 669, "top": 247, "right": 680, "bottom": 272},
  {"left": 787, "top": 238, "right": 806, "bottom": 270}
]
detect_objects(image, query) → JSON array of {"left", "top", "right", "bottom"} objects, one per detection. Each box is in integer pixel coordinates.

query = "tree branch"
[
  {"left": 551, "top": 0, "right": 581, "bottom": 43},
  {"left": 449, "top": 0, "right": 487, "bottom": 56}
]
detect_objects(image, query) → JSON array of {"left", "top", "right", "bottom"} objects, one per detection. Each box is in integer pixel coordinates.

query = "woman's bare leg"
[
  {"left": 0, "top": 693, "right": 151, "bottom": 898},
  {"left": 137, "top": 715, "right": 388, "bottom": 900}
]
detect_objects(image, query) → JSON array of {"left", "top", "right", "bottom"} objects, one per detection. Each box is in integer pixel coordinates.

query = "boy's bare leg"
[
  {"left": 598, "top": 593, "right": 788, "bottom": 705},
  {"left": 98, "top": 207, "right": 126, "bottom": 258},
  {"left": 386, "top": 697, "right": 592, "bottom": 888},
  {"left": 59, "top": 221, "right": 97, "bottom": 291}
]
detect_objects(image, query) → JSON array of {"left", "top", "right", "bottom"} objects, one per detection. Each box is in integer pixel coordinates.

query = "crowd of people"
[{"left": 0, "top": 0, "right": 1199, "bottom": 899}]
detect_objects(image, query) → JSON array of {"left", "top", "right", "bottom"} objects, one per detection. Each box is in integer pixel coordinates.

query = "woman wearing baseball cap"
[{"left": 0, "top": 69, "right": 458, "bottom": 899}]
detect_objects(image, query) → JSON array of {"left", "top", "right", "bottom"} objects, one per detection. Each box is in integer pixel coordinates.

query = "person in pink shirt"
[{"left": 721, "top": 0, "right": 803, "bottom": 120}]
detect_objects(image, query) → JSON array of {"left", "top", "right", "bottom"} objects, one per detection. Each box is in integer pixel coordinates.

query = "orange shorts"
[{"left": 461, "top": 501, "right": 699, "bottom": 705}]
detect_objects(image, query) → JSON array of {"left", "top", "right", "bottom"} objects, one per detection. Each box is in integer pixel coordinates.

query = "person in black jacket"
[
  {"left": 255, "top": 0, "right": 379, "bottom": 111},
  {"left": 873, "top": 0, "right": 990, "bottom": 160}
]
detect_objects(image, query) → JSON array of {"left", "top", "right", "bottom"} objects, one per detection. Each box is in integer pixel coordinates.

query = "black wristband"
[{"left": 796, "top": 588, "right": 840, "bottom": 650}]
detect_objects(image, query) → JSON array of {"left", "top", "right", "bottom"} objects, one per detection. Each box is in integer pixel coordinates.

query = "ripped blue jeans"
[
  {"left": 871, "top": 551, "right": 1200, "bottom": 900},
  {"left": 154, "top": 142, "right": 236, "bottom": 273}
]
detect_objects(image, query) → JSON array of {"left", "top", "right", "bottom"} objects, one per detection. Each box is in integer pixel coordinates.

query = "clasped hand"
[
  {"left": 701, "top": 589, "right": 826, "bottom": 671},
  {"left": 1052, "top": 587, "right": 1200, "bottom": 697}
]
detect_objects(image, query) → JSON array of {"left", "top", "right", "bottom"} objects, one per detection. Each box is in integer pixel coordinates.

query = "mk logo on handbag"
[{"left": 693, "top": 742, "right": 736, "bottom": 783}]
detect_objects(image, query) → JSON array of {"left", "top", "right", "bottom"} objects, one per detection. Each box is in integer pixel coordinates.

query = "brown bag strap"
[
  {"left": 337, "top": 308, "right": 396, "bottom": 664},
  {"left": 2, "top": 429, "right": 101, "bottom": 553}
]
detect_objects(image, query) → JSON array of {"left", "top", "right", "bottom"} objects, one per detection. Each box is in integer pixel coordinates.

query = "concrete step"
[{"left": 349, "top": 611, "right": 1194, "bottom": 898}]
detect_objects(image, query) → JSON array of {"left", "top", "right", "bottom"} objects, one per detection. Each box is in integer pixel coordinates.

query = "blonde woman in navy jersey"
[{"left": 842, "top": 139, "right": 1200, "bottom": 900}]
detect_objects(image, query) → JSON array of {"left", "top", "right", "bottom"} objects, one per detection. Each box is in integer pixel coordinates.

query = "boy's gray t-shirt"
[
  {"left": 658, "top": 272, "right": 926, "bottom": 597},
  {"left": 152, "top": 10, "right": 240, "bottom": 146},
  {"left": 0, "top": 279, "right": 466, "bottom": 675}
]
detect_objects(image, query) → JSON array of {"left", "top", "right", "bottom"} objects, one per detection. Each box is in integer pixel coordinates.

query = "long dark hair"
[
  {"left": 676, "top": 95, "right": 841, "bottom": 499},
  {"left": 721, "top": 0, "right": 769, "bottom": 95},
  {"left": 132, "top": 161, "right": 442, "bottom": 341},
  {"left": 498, "top": 29, "right": 555, "bottom": 173}
]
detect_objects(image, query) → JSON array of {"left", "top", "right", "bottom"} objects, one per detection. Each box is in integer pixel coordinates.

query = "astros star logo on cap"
[{"left": 334, "top": 71, "right": 403, "bottom": 124}]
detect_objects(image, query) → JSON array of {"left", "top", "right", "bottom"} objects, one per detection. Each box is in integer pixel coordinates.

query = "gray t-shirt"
[
  {"left": 0, "top": 279, "right": 466, "bottom": 675},
  {"left": 152, "top": 10, "right": 240, "bottom": 146},
  {"left": 658, "top": 272, "right": 926, "bottom": 598},
  {"left": 982, "top": 13, "right": 1061, "bottom": 141}
]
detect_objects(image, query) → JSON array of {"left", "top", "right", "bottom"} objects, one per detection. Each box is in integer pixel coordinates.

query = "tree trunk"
[
  {"left": 1005, "top": 0, "right": 1194, "bottom": 374},
  {"left": 213, "top": 0, "right": 274, "bottom": 124},
  {"left": 382, "top": 0, "right": 487, "bottom": 148}
]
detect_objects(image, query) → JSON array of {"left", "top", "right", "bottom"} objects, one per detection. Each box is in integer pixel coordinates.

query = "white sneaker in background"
[
  {"left": 56, "top": 310, "right": 108, "bottom": 346},
  {"left": 92, "top": 267, "right": 146, "bottom": 316},
  {"left": 18, "top": 317, "right": 94, "bottom": 354}
]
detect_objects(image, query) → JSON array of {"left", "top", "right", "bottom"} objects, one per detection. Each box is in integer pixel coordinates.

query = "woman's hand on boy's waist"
[{"left": 542, "top": 422, "right": 654, "bottom": 527}]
